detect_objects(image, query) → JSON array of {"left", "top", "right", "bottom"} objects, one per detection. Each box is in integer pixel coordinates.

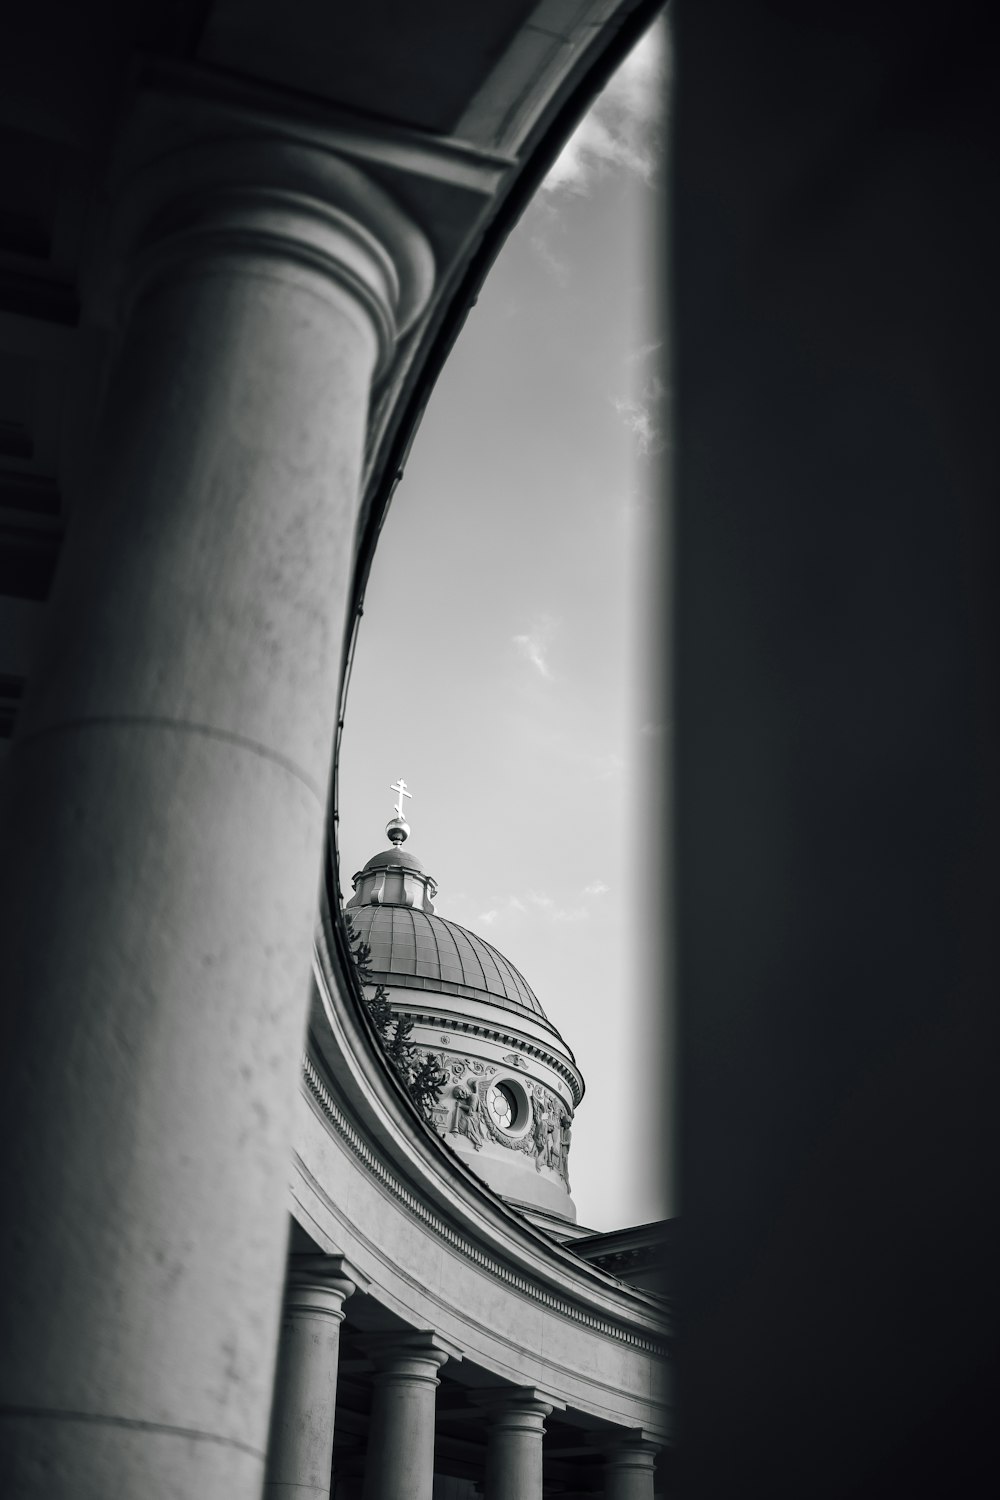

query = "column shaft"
[
  {"left": 264, "top": 1263, "right": 359, "bottom": 1500},
  {"left": 478, "top": 1392, "right": 555, "bottom": 1500},
  {"left": 0, "top": 134, "right": 429, "bottom": 1500},
  {"left": 603, "top": 1439, "right": 659, "bottom": 1500},
  {"left": 361, "top": 1344, "right": 449, "bottom": 1500}
]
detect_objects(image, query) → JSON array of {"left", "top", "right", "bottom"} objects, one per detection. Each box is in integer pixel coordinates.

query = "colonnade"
[{"left": 264, "top": 1256, "right": 660, "bottom": 1499}]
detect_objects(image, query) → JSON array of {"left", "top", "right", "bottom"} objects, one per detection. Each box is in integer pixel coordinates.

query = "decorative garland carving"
[
  {"left": 300, "top": 1050, "right": 670, "bottom": 1359},
  {"left": 479, "top": 1096, "right": 535, "bottom": 1157},
  {"left": 414, "top": 1051, "right": 572, "bottom": 1184}
]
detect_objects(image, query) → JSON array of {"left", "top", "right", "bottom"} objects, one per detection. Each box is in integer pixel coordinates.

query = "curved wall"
[{"left": 296, "top": 912, "right": 671, "bottom": 1438}]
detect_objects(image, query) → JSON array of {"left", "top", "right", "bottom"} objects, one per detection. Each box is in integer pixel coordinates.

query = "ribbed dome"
[{"left": 347, "top": 903, "right": 557, "bottom": 1031}]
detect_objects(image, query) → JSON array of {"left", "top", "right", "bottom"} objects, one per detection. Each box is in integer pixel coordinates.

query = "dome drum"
[
  {"left": 403, "top": 1012, "right": 579, "bottom": 1112},
  {"left": 378, "top": 999, "right": 579, "bottom": 1221},
  {"left": 420, "top": 1049, "right": 577, "bottom": 1219}
]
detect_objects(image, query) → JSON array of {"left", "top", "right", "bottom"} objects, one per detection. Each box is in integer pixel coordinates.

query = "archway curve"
[{"left": 326, "top": 0, "right": 669, "bottom": 933}]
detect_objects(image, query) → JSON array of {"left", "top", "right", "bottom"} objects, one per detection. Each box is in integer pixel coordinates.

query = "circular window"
[{"left": 486, "top": 1080, "right": 523, "bottom": 1132}]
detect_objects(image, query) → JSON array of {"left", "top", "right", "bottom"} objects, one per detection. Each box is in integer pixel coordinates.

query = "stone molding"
[
  {"left": 404, "top": 1008, "right": 583, "bottom": 1103},
  {"left": 300, "top": 1051, "right": 669, "bottom": 1360},
  {"left": 105, "top": 131, "right": 435, "bottom": 376}
]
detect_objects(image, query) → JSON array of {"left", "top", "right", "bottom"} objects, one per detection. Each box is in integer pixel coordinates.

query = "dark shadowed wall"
[{"left": 671, "top": 1, "right": 1000, "bottom": 1493}]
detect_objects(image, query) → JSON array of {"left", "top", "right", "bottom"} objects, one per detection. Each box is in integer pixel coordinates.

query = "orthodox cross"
[{"left": 390, "top": 778, "right": 412, "bottom": 819}]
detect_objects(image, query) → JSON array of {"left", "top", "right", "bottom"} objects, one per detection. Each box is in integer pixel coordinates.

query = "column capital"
[
  {"left": 597, "top": 1430, "right": 662, "bottom": 1472},
  {"left": 101, "top": 102, "right": 435, "bottom": 376},
  {"left": 284, "top": 1252, "right": 370, "bottom": 1320},
  {"left": 469, "top": 1385, "right": 565, "bottom": 1425},
  {"left": 364, "top": 1329, "right": 462, "bottom": 1382}
]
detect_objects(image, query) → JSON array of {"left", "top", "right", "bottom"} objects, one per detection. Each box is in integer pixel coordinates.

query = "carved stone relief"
[
  {"left": 451, "top": 1079, "right": 487, "bottom": 1150},
  {"left": 414, "top": 1048, "right": 573, "bottom": 1185}
]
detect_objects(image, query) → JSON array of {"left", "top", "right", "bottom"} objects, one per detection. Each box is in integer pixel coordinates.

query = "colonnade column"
[
  {"left": 264, "top": 1255, "right": 368, "bottom": 1500},
  {"left": 361, "top": 1334, "right": 458, "bottom": 1500},
  {"left": 0, "top": 99, "right": 433, "bottom": 1500},
  {"left": 474, "top": 1387, "right": 563, "bottom": 1500},
  {"left": 602, "top": 1435, "right": 660, "bottom": 1500}
]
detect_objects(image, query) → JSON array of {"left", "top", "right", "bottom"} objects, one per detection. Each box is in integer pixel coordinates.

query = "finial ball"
[{"left": 385, "top": 816, "right": 410, "bottom": 847}]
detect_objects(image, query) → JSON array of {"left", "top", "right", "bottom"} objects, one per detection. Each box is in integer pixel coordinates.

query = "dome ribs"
[
  {"left": 493, "top": 946, "right": 533, "bottom": 1011},
  {"left": 343, "top": 904, "right": 561, "bottom": 1036},
  {"left": 389, "top": 905, "right": 417, "bottom": 974},
  {"left": 413, "top": 909, "right": 439, "bottom": 978},
  {"left": 449, "top": 921, "right": 489, "bottom": 992},
  {"left": 469, "top": 930, "right": 504, "bottom": 995},
  {"left": 426, "top": 908, "right": 445, "bottom": 980}
]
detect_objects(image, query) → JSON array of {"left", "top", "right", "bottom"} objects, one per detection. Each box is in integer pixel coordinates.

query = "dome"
[
  {"left": 343, "top": 803, "right": 584, "bottom": 1221},
  {"left": 347, "top": 903, "right": 562, "bottom": 1035}
]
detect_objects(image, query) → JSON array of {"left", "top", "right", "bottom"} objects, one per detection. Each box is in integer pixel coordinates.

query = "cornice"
[
  {"left": 305, "top": 915, "right": 673, "bottom": 1351},
  {"left": 401, "top": 1005, "right": 584, "bottom": 1105},
  {"left": 300, "top": 1051, "right": 669, "bottom": 1360}
]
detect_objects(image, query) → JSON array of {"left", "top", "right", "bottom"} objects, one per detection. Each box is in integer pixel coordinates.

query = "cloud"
[
  {"left": 473, "top": 894, "right": 525, "bottom": 928},
  {"left": 513, "top": 632, "right": 551, "bottom": 678},
  {"left": 513, "top": 614, "right": 558, "bottom": 680},
  {"left": 584, "top": 880, "right": 610, "bottom": 897},
  {"left": 613, "top": 396, "right": 660, "bottom": 455},
  {"left": 626, "top": 340, "right": 663, "bottom": 365},
  {"left": 526, "top": 224, "right": 571, "bottom": 286},
  {"left": 542, "top": 20, "right": 668, "bottom": 198},
  {"left": 612, "top": 373, "right": 668, "bottom": 457},
  {"left": 477, "top": 890, "right": 589, "bottom": 927},
  {"left": 527, "top": 890, "right": 589, "bottom": 924}
]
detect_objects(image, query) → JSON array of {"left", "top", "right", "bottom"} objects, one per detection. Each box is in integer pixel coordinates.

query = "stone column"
[
  {"left": 602, "top": 1436, "right": 660, "bottom": 1500},
  {"left": 475, "top": 1387, "right": 562, "bottom": 1500},
  {"left": 361, "top": 1334, "right": 457, "bottom": 1500},
  {"left": 0, "top": 117, "right": 432, "bottom": 1500},
  {"left": 264, "top": 1255, "right": 368, "bottom": 1500}
]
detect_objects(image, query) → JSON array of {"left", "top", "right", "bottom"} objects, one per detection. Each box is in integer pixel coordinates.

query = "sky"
[{"left": 338, "top": 19, "right": 671, "bottom": 1234}]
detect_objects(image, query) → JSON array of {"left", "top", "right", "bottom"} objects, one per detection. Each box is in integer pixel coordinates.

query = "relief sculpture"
[
  {"left": 545, "top": 1109, "right": 559, "bottom": 1171},
  {"left": 559, "top": 1108, "right": 573, "bottom": 1189},
  {"left": 530, "top": 1092, "right": 547, "bottom": 1172},
  {"left": 438, "top": 1059, "right": 572, "bottom": 1182},
  {"left": 452, "top": 1078, "right": 487, "bottom": 1150}
]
